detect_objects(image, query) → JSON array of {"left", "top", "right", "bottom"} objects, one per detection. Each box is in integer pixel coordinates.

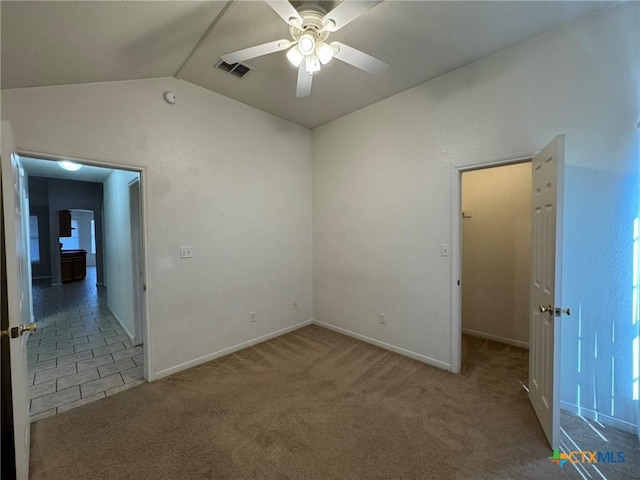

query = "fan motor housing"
[{"left": 290, "top": 5, "right": 329, "bottom": 41}]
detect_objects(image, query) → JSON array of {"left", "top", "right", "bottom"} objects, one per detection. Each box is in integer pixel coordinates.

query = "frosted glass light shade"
[
  {"left": 286, "top": 46, "right": 304, "bottom": 67},
  {"left": 298, "top": 34, "right": 315, "bottom": 56},
  {"left": 316, "top": 41, "right": 334, "bottom": 64}
]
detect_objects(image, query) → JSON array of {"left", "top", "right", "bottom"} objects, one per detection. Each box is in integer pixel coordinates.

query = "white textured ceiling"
[
  {"left": 20, "top": 156, "right": 116, "bottom": 183},
  {"left": 1, "top": 1, "right": 614, "bottom": 128},
  {"left": 1, "top": 1, "right": 228, "bottom": 87}
]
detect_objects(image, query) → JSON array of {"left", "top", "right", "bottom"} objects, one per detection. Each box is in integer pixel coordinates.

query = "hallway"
[{"left": 27, "top": 267, "right": 144, "bottom": 421}]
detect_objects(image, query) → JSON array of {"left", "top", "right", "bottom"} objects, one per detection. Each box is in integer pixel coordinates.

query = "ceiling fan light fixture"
[
  {"left": 286, "top": 45, "right": 304, "bottom": 67},
  {"left": 298, "top": 33, "right": 316, "bottom": 56},
  {"left": 316, "top": 41, "right": 334, "bottom": 65},
  {"left": 220, "top": 0, "right": 388, "bottom": 97}
]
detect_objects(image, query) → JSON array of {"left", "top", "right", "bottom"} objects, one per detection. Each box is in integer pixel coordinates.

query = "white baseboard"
[
  {"left": 462, "top": 328, "right": 529, "bottom": 349},
  {"left": 313, "top": 320, "right": 451, "bottom": 371},
  {"left": 108, "top": 306, "right": 135, "bottom": 342},
  {"left": 154, "top": 320, "right": 313, "bottom": 380},
  {"left": 561, "top": 401, "right": 638, "bottom": 435}
]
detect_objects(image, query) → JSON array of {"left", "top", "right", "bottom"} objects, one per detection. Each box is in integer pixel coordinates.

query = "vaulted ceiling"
[{"left": 1, "top": 1, "right": 614, "bottom": 128}]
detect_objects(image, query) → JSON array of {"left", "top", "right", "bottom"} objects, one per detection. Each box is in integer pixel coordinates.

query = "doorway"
[
  {"left": 59, "top": 209, "right": 96, "bottom": 269},
  {"left": 460, "top": 162, "right": 532, "bottom": 351},
  {"left": 19, "top": 154, "right": 149, "bottom": 420},
  {"left": 450, "top": 155, "right": 533, "bottom": 374}
]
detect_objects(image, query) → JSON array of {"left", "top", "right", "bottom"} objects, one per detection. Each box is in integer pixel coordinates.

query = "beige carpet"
[
  {"left": 559, "top": 410, "right": 639, "bottom": 479},
  {"left": 28, "top": 326, "right": 633, "bottom": 479}
]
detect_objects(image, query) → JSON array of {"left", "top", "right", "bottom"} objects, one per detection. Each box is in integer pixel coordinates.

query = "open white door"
[
  {"left": 529, "top": 135, "right": 568, "bottom": 449},
  {"left": 1, "top": 121, "right": 34, "bottom": 479}
]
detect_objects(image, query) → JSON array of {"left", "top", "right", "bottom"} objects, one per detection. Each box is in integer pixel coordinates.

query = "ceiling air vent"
[{"left": 215, "top": 60, "right": 252, "bottom": 78}]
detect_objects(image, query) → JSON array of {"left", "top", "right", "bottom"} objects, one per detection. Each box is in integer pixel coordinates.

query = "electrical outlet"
[
  {"left": 250, "top": 311, "right": 256, "bottom": 322},
  {"left": 179, "top": 246, "right": 193, "bottom": 259},
  {"left": 378, "top": 313, "right": 386, "bottom": 325},
  {"left": 293, "top": 302, "right": 298, "bottom": 310}
]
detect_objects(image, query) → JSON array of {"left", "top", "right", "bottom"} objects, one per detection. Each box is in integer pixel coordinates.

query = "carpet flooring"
[
  {"left": 29, "top": 326, "right": 637, "bottom": 479},
  {"left": 560, "top": 410, "right": 639, "bottom": 479}
]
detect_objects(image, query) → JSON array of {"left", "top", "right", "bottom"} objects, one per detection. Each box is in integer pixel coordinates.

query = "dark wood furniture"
[
  {"left": 61, "top": 249, "right": 87, "bottom": 282},
  {"left": 59, "top": 210, "right": 72, "bottom": 237}
]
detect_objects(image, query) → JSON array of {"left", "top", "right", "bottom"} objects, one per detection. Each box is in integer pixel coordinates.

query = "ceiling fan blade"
[
  {"left": 296, "top": 64, "right": 313, "bottom": 97},
  {"left": 221, "top": 39, "right": 291, "bottom": 64},
  {"left": 265, "top": 0, "right": 303, "bottom": 26},
  {"left": 322, "top": 1, "right": 382, "bottom": 32},
  {"left": 331, "top": 42, "right": 388, "bottom": 75}
]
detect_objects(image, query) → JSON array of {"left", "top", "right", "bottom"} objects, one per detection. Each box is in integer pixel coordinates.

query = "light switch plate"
[
  {"left": 441, "top": 244, "right": 450, "bottom": 257},
  {"left": 179, "top": 246, "right": 193, "bottom": 258}
]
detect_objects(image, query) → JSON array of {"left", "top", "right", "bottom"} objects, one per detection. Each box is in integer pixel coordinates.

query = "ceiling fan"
[{"left": 221, "top": 0, "right": 388, "bottom": 97}]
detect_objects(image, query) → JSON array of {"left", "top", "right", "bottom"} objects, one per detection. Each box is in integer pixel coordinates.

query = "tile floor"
[{"left": 27, "top": 267, "right": 144, "bottom": 421}]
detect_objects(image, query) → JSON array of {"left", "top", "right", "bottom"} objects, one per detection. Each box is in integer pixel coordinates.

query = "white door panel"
[
  {"left": 1, "top": 120, "right": 33, "bottom": 479},
  {"left": 529, "top": 135, "right": 565, "bottom": 449}
]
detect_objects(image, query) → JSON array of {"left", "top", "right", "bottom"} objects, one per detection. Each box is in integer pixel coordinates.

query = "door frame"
[
  {"left": 450, "top": 153, "right": 535, "bottom": 374},
  {"left": 16, "top": 148, "right": 154, "bottom": 382},
  {"left": 128, "top": 179, "right": 144, "bottom": 347}
]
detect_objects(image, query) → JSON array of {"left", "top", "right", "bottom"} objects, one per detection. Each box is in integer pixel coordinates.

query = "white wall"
[
  {"left": 313, "top": 1, "right": 638, "bottom": 428},
  {"left": 103, "top": 170, "right": 138, "bottom": 340},
  {"left": 561, "top": 165, "right": 640, "bottom": 432},
  {"left": 1, "top": 77, "right": 313, "bottom": 377},
  {"left": 461, "top": 163, "right": 531, "bottom": 348}
]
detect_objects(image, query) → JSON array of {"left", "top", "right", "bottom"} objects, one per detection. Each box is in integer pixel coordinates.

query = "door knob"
[
  {"left": 1, "top": 323, "right": 37, "bottom": 338},
  {"left": 538, "top": 305, "right": 571, "bottom": 316},
  {"left": 20, "top": 323, "right": 37, "bottom": 334}
]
